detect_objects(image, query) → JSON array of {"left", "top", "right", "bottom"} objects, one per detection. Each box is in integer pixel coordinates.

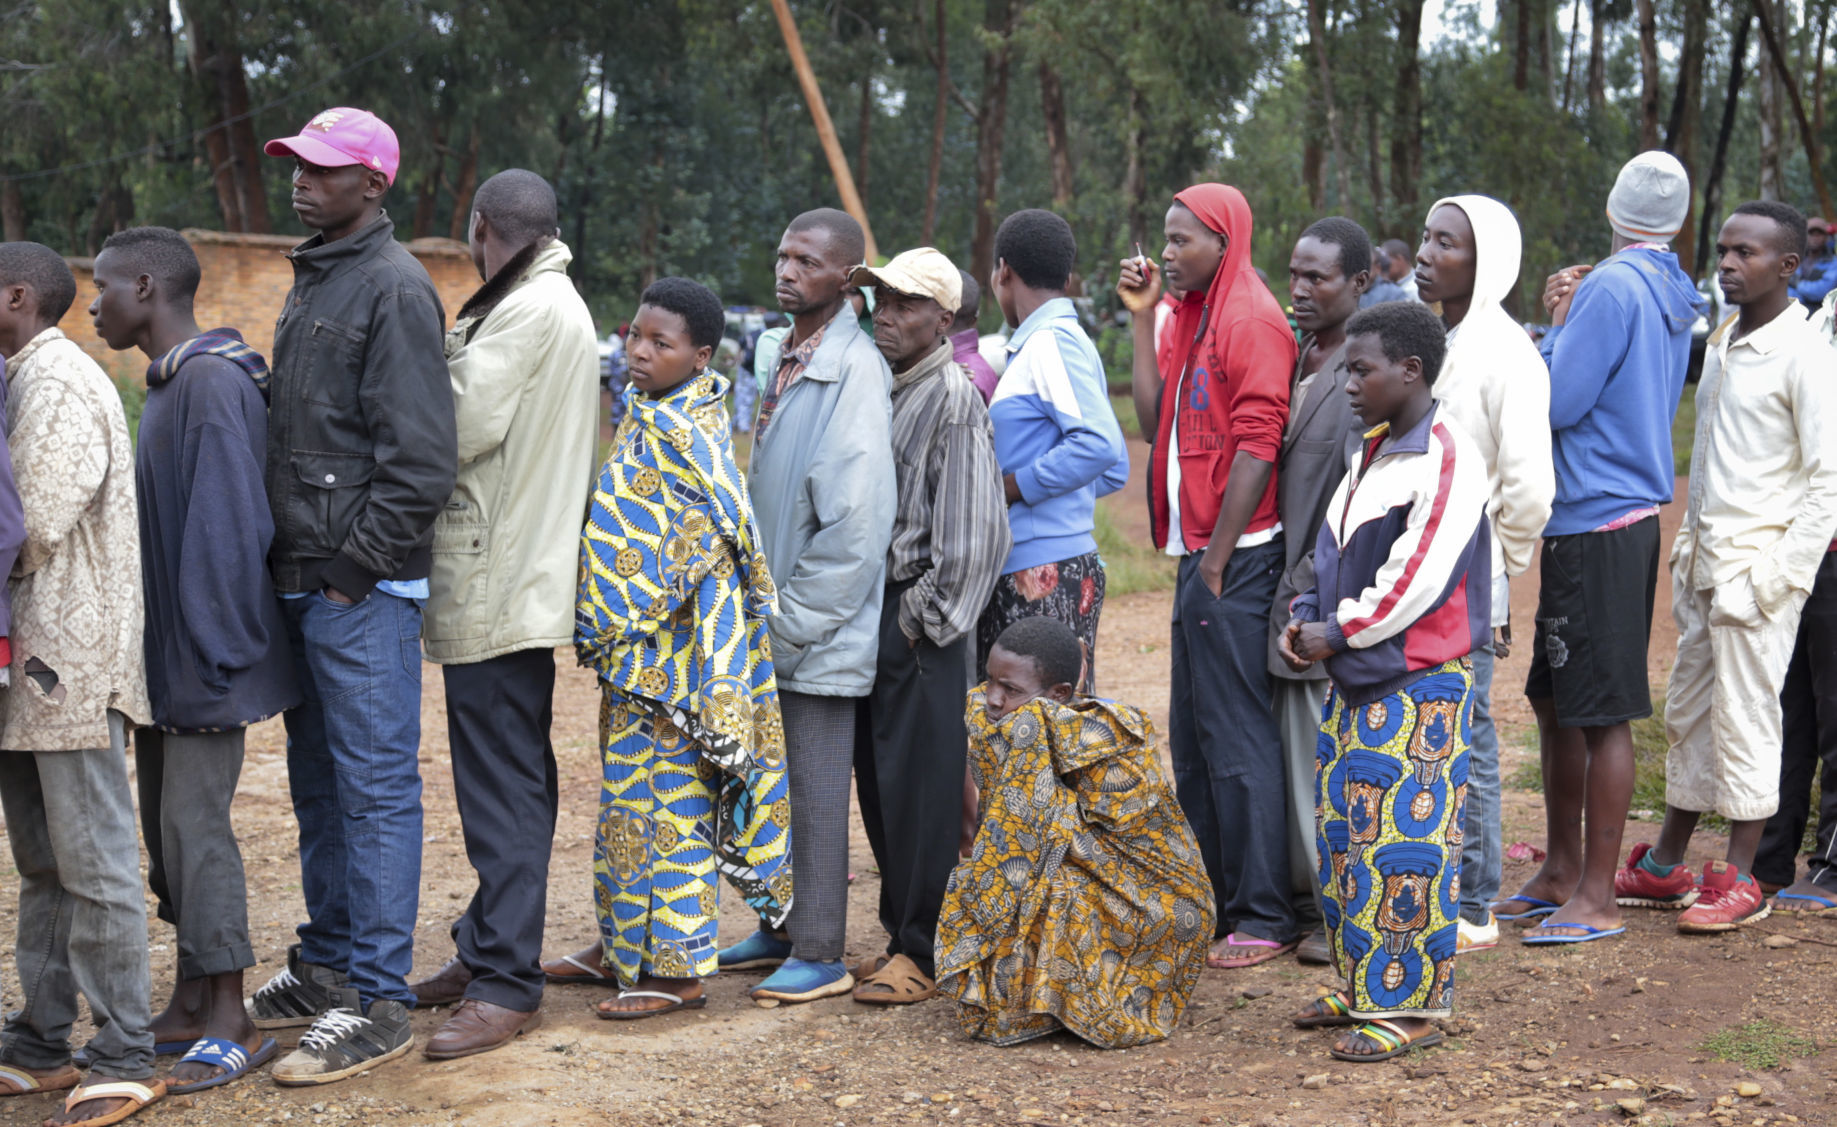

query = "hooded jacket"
[
  {"left": 1148, "top": 184, "right": 1297, "bottom": 553},
  {"left": 1424, "top": 195, "right": 1554, "bottom": 621},
  {"left": 1538, "top": 246, "right": 1706, "bottom": 536},
  {"left": 137, "top": 331, "right": 300, "bottom": 730},
  {"left": 423, "top": 238, "right": 600, "bottom": 663}
]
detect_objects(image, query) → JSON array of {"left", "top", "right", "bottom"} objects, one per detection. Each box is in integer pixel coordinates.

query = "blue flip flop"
[
  {"left": 73, "top": 1039, "right": 195, "bottom": 1068},
  {"left": 1520, "top": 922, "right": 1627, "bottom": 945},
  {"left": 166, "top": 1035, "right": 278, "bottom": 1094},
  {"left": 1490, "top": 896, "right": 1560, "bottom": 922},
  {"left": 1774, "top": 890, "right": 1837, "bottom": 912}
]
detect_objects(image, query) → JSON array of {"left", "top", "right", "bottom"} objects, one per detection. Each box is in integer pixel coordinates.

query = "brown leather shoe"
[
  {"left": 410, "top": 958, "right": 473, "bottom": 1007},
  {"left": 423, "top": 998, "right": 543, "bottom": 1060}
]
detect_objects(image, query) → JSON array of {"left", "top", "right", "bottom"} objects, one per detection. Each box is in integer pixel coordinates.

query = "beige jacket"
[
  {"left": 2, "top": 329, "right": 150, "bottom": 750},
  {"left": 423, "top": 239, "right": 600, "bottom": 663}
]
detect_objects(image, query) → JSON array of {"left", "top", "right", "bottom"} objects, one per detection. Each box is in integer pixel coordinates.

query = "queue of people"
[{"left": 0, "top": 103, "right": 1835, "bottom": 1127}]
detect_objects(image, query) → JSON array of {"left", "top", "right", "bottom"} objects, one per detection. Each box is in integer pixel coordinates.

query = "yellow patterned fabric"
[
  {"left": 936, "top": 693, "right": 1216, "bottom": 1048},
  {"left": 577, "top": 371, "right": 792, "bottom": 981},
  {"left": 1316, "top": 658, "right": 1472, "bottom": 1019}
]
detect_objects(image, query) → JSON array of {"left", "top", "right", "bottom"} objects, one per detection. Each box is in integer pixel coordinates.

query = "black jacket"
[{"left": 265, "top": 212, "right": 457, "bottom": 598}]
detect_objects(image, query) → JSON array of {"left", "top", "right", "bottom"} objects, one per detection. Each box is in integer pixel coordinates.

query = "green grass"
[
  {"left": 1672, "top": 391, "right": 1696, "bottom": 478},
  {"left": 1697, "top": 1020, "right": 1818, "bottom": 1070},
  {"left": 1095, "top": 498, "right": 1177, "bottom": 596},
  {"left": 1506, "top": 699, "right": 1731, "bottom": 834}
]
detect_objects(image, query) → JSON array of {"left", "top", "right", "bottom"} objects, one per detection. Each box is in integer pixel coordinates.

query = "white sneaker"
[{"left": 1456, "top": 913, "right": 1499, "bottom": 954}]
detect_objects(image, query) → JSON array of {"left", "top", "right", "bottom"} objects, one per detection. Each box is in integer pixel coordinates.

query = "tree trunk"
[
  {"left": 855, "top": 67, "right": 873, "bottom": 213},
  {"left": 1586, "top": 0, "right": 1607, "bottom": 110},
  {"left": 921, "top": 0, "right": 947, "bottom": 244},
  {"left": 1512, "top": 0, "right": 1532, "bottom": 91},
  {"left": 969, "top": 0, "right": 1014, "bottom": 288},
  {"left": 1635, "top": 0, "right": 1661, "bottom": 148},
  {"left": 1390, "top": 0, "right": 1425, "bottom": 221},
  {"left": 1752, "top": 0, "right": 1836, "bottom": 217},
  {"left": 1040, "top": 63, "right": 1074, "bottom": 208},
  {"left": 220, "top": 52, "right": 270, "bottom": 233},
  {"left": 1756, "top": 0, "right": 1784, "bottom": 199},
  {"left": 1121, "top": 87, "right": 1147, "bottom": 247},
  {"left": 1666, "top": 0, "right": 1707, "bottom": 275},
  {"left": 1536, "top": 0, "right": 1554, "bottom": 97},
  {"left": 1560, "top": 0, "right": 1582, "bottom": 112},
  {"left": 1, "top": 178, "right": 24, "bottom": 243},
  {"left": 1697, "top": 14, "right": 1751, "bottom": 279},
  {"left": 1365, "top": 100, "right": 1385, "bottom": 222},
  {"left": 198, "top": 110, "right": 242, "bottom": 231},
  {"left": 447, "top": 124, "right": 480, "bottom": 242},
  {"left": 1306, "top": 0, "right": 1353, "bottom": 209}
]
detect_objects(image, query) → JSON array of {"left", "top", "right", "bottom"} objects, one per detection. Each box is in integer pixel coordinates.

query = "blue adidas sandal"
[{"left": 167, "top": 1035, "right": 278, "bottom": 1095}]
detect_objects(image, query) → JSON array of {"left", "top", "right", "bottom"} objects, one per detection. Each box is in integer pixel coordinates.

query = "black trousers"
[
  {"left": 1758, "top": 553, "right": 1837, "bottom": 891},
  {"left": 444, "top": 648, "right": 559, "bottom": 1011},
  {"left": 854, "top": 580, "right": 969, "bottom": 980}
]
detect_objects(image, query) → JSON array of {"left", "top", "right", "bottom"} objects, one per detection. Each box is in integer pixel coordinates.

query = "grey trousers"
[
  {"left": 136, "top": 728, "right": 255, "bottom": 980},
  {"left": 1276, "top": 676, "right": 1328, "bottom": 931},
  {"left": 0, "top": 712, "right": 154, "bottom": 1079},
  {"left": 773, "top": 691, "right": 856, "bottom": 963}
]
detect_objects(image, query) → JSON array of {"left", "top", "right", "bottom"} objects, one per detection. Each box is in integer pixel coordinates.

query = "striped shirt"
[{"left": 887, "top": 341, "right": 1012, "bottom": 647}]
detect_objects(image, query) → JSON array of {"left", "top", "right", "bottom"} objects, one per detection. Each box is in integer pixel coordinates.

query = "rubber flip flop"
[
  {"left": 1329, "top": 1019, "right": 1444, "bottom": 1062},
  {"left": 595, "top": 989, "right": 708, "bottom": 1021},
  {"left": 0, "top": 1062, "right": 82, "bottom": 1096},
  {"left": 1520, "top": 922, "right": 1627, "bottom": 945},
  {"left": 1489, "top": 896, "right": 1560, "bottom": 922},
  {"left": 543, "top": 953, "right": 619, "bottom": 987},
  {"left": 1206, "top": 933, "right": 1299, "bottom": 969},
  {"left": 166, "top": 1036, "right": 279, "bottom": 1095},
  {"left": 1774, "top": 890, "right": 1837, "bottom": 913}
]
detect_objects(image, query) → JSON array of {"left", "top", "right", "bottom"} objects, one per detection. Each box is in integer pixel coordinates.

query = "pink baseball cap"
[{"left": 264, "top": 107, "right": 400, "bottom": 185}]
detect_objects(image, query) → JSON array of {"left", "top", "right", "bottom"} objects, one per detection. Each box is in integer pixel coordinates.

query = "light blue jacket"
[{"left": 747, "top": 306, "right": 895, "bottom": 696}]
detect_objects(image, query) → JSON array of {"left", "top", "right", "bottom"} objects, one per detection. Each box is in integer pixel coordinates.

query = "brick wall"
[{"left": 56, "top": 228, "right": 480, "bottom": 372}]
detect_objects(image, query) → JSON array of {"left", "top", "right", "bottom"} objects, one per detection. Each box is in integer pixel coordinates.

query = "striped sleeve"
[{"left": 1326, "top": 422, "right": 1480, "bottom": 652}]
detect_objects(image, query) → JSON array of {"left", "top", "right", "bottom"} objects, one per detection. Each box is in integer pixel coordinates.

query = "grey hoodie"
[{"left": 747, "top": 305, "right": 896, "bottom": 696}]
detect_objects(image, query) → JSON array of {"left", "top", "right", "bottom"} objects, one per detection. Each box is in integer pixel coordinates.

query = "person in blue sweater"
[
  {"left": 978, "top": 210, "right": 1129, "bottom": 691},
  {"left": 89, "top": 227, "right": 300, "bottom": 1093},
  {"left": 1493, "top": 152, "right": 1708, "bottom": 944},
  {"left": 1790, "top": 217, "right": 1834, "bottom": 310}
]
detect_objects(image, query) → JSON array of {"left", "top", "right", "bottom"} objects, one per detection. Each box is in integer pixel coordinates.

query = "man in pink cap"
[{"left": 247, "top": 106, "right": 458, "bottom": 1086}]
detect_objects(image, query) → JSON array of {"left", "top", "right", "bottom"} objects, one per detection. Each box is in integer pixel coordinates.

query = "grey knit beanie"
[{"left": 1606, "top": 151, "right": 1691, "bottom": 242}]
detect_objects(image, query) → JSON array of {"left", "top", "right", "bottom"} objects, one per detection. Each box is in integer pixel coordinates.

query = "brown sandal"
[
  {"left": 853, "top": 953, "right": 892, "bottom": 980},
  {"left": 0, "top": 1062, "right": 82, "bottom": 1096},
  {"left": 543, "top": 943, "right": 619, "bottom": 986},
  {"left": 851, "top": 953, "right": 937, "bottom": 1005}
]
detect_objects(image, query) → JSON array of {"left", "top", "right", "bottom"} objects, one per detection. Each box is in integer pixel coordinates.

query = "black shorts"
[{"left": 1524, "top": 517, "right": 1660, "bottom": 727}]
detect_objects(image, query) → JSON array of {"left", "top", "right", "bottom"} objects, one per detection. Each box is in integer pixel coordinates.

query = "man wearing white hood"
[{"left": 1412, "top": 196, "right": 1555, "bottom": 954}]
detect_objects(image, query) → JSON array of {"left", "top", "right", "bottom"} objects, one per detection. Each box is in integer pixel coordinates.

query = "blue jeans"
[
  {"left": 282, "top": 592, "right": 425, "bottom": 1007},
  {"left": 1169, "top": 541, "right": 1295, "bottom": 943},
  {"left": 1460, "top": 644, "right": 1501, "bottom": 924}
]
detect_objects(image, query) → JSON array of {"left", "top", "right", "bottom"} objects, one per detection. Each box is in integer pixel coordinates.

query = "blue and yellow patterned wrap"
[{"left": 577, "top": 370, "right": 792, "bottom": 937}]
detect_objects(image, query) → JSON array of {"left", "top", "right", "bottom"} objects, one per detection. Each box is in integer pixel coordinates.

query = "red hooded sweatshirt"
[{"left": 1149, "top": 184, "right": 1297, "bottom": 553}]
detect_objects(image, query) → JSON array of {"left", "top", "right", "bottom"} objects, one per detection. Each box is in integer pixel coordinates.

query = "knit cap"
[{"left": 1606, "top": 151, "right": 1690, "bottom": 242}]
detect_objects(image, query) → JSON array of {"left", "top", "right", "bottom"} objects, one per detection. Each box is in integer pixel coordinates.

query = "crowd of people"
[{"left": 0, "top": 103, "right": 1834, "bottom": 1126}]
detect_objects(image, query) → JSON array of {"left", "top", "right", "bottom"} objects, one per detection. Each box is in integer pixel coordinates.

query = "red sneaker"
[
  {"left": 1614, "top": 842, "right": 1699, "bottom": 909},
  {"left": 1679, "top": 862, "right": 1770, "bottom": 933}
]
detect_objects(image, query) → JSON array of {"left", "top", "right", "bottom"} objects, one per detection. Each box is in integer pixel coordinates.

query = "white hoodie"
[{"left": 1426, "top": 194, "right": 1555, "bottom": 627}]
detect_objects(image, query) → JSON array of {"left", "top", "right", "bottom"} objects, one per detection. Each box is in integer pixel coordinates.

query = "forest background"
[{"left": 2, "top": 0, "right": 1833, "bottom": 328}]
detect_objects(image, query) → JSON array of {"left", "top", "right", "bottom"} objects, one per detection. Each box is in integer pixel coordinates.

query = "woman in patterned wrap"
[
  {"left": 936, "top": 616, "right": 1215, "bottom": 1048},
  {"left": 564, "top": 277, "right": 792, "bottom": 1018}
]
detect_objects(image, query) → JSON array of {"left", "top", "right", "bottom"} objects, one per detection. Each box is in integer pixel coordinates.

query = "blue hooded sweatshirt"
[{"left": 1537, "top": 246, "right": 1708, "bottom": 536}]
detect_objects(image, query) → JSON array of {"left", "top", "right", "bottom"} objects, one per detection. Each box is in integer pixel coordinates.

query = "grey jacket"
[
  {"left": 1268, "top": 336, "right": 1364, "bottom": 680},
  {"left": 747, "top": 306, "right": 895, "bottom": 696}
]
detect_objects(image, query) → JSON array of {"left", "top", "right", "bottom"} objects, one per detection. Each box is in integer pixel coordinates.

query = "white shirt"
[{"left": 1677, "top": 303, "right": 1837, "bottom": 614}]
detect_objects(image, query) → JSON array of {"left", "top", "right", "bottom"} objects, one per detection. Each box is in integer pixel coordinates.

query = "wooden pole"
[{"left": 768, "top": 0, "right": 878, "bottom": 261}]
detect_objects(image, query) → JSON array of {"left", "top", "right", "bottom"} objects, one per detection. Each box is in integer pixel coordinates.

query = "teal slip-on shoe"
[
  {"left": 718, "top": 930, "right": 793, "bottom": 971},
  {"left": 748, "top": 958, "right": 854, "bottom": 1006}
]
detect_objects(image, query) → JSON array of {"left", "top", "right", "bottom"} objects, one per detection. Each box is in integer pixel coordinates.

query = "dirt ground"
[{"left": 3, "top": 458, "right": 1833, "bottom": 1127}]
